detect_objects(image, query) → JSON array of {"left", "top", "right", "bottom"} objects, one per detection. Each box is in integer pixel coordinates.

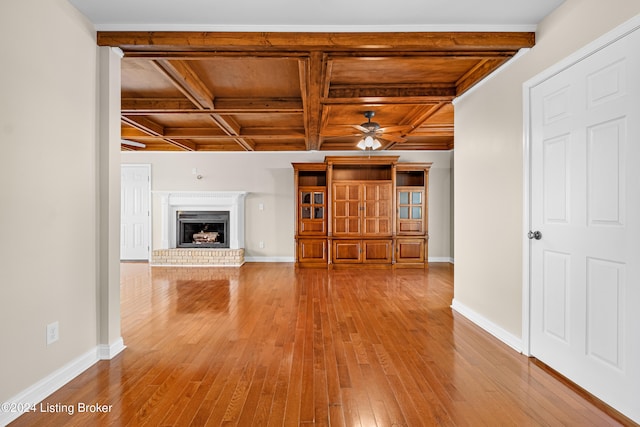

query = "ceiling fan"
[{"left": 353, "top": 111, "right": 406, "bottom": 150}]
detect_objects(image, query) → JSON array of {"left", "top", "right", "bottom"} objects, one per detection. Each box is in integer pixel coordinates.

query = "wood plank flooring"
[{"left": 10, "top": 262, "right": 631, "bottom": 426}]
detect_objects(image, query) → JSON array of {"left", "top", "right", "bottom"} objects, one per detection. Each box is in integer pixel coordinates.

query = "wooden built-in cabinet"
[
  {"left": 292, "top": 163, "right": 328, "bottom": 267},
  {"left": 395, "top": 164, "right": 429, "bottom": 267},
  {"left": 293, "top": 157, "right": 430, "bottom": 268}
]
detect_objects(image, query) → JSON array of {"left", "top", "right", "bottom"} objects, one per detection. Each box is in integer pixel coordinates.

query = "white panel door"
[
  {"left": 121, "top": 165, "right": 150, "bottom": 260},
  {"left": 529, "top": 29, "right": 640, "bottom": 422}
]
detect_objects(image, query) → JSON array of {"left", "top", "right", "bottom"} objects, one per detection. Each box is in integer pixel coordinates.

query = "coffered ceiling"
[
  {"left": 75, "top": 1, "right": 564, "bottom": 152},
  {"left": 99, "top": 31, "right": 534, "bottom": 152}
]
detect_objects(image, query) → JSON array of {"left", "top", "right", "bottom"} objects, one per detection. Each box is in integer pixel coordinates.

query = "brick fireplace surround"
[{"left": 151, "top": 191, "right": 247, "bottom": 267}]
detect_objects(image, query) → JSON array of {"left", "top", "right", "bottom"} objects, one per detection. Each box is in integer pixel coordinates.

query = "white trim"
[
  {"left": 451, "top": 299, "right": 523, "bottom": 353},
  {"left": 244, "top": 256, "right": 296, "bottom": 263},
  {"left": 94, "top": 24, "right": 539, "bottom": 33},
  {"left": 521, "top": 12, "right": 640, "bottom": 358},
  {"left": 522, "top": 80, "right": 533, "bottom": 357},
  {"left": 428, "top": 257, "right": 454, "bottom": 264},
  {"left": 453, "top": 48, "right": 530, "bottom": 106},
  {"left": 98, "top": 337, "right": 126, "bottom": 360},
  {"left": 154, "top": 191, "right": 247, "bottom": 250},
  {"left": 0, "top": 348, "right": 99, "bottom": 426}
]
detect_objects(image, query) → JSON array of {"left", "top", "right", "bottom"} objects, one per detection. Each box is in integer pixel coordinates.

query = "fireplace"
[
  {"left": 176, "top": 210, "right": 229, "bottom": 248},
  {"left": 152, "top": 191, "right": 247, "bottom": 266}
]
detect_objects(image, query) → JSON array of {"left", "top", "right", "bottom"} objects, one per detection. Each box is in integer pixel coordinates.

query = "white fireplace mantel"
[{"left": 155, "top": 191, "right": 248, "bottom": 250}]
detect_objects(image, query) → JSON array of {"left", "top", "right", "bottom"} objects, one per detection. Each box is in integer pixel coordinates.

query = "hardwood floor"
[{"left": 10, "top": 263, "right": 630, "bottom": 426}]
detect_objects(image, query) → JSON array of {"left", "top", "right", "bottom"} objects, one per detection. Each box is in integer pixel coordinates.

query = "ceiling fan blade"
[
  {"left": 378, "top": 125, "right": 412, "bottom": 133},
  {"left": 351, "top": 124, "right": 370, "bottom": 133},
  {"left": 379, "top": 133, "right": 407, "bottom": 143}
]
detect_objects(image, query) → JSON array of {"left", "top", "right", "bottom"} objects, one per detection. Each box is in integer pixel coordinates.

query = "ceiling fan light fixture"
[
  {"left": 357, "top": 133, "right": 380, "bottom": 150},
  {"left": 364, "top": 134, "right": 375, "bottom": 147}
]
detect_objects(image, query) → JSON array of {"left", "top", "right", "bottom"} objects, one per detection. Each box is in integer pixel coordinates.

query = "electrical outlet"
[
  {"left": 259, "top": 241, "right": 265, "bottom": 249},
  {"left": 46, "top": 321, "right": 59, "bottom": 345}
]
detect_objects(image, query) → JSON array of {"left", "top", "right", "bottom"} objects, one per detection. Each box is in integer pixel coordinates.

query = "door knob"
[{"left": 528, "top": 230, "right": 542, "bottom": 240}]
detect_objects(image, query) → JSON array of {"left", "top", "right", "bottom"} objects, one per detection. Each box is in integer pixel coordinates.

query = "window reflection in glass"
[{"left": 399, "top": 192, "right": 409, "bottom": 204}]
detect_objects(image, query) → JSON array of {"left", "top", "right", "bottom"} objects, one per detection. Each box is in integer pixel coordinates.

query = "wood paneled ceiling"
[{"left": 97, "top": 31, "right": 534, "bottom": 152}]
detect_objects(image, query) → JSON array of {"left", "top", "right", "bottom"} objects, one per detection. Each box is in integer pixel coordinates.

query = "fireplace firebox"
[{"left": 177, "top": 211, "right": 229, "bottom": 248}]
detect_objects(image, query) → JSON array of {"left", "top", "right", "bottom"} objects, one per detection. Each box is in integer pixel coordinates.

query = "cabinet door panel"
[
  {"left": 399, "top": 221, "right": 421, "bottom": 233},
  {"left": 363, "top": 240, "right": 392, "bottom": 263},
  {"left": 298, "top": 239, "right": 327, "bottom": 263},
  {"left": 362, "top": 183, "right": 392, "bottom": 236},
  {"left": 333, "top": 183, "right": 361, "bottom": 236},
  {"left": 300, "top": 221, "right": 326, "bottom": 234},
  {"left": 396, "top": 239, "right": 425, "bottom": 263},
  {"left": 332, "top": 240, "right": 362, "bottom": 263}
]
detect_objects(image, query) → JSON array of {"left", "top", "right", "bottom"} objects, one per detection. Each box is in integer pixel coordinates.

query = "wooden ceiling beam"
[
  {"left": 162, "top": 127, "right": 306, "bottom": 139},
  {"left": 121, "top": 115, "right": 164, "bottom": 136},
  {"left": 456, "top": 57, "right": 509, "bottom": 95},
  {"left": 209, "top": 114, "right": 255, "bottom": 151},
  {"left": 372, "top": 103, "right": 451, "bottom": 151},
  {"left": 98, "top": 31, "right": 535, "bottom": 52},
  {"left": 152, "top": 59, "right": 215, "bottom": 109},
  {"left": 327, "top": 85, "right": 456, "bottom": 100},
  {"left": 122, "top": 97, "right": 304, "bottom": 114},
  {"left": 323, "top": 96, "right": 454, "bottom": 105},
  {"left": 121, "top": 98, "right": 195, "bottom": 113},
  {"left": 213, "top": 97, "right": 303, "bottom": 113},
  {"left": 121, "top": 116, "right": 196, "bottom": 151},
  {"left": 299, "top": 53, "right": 324, "bottom": 151}
]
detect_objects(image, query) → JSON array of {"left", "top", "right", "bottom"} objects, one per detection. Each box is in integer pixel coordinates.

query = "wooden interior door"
[
  {"left": 332, "top": 182, "right": 361, "bottom": 236},
  {"left": 362, "top": 182, "right": 392, "bottom": 236}
]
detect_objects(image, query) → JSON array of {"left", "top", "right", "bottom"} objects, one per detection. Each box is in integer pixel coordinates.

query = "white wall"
[
  {"left": 454, "top": 0, "right": 640, "bottom": 340},
  {"left": 121, "top": 150, "right": 453, "bottom": 261},
  {"left": 0, "top": 0, "right": 101, "bottom": 403}
]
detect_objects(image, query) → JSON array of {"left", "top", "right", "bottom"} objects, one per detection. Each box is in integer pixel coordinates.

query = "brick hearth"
[{"left": 152, "top": 248, "right": 245, "bottom": 267}]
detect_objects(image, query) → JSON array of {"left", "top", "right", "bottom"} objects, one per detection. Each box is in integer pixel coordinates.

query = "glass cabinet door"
[
  {"left": 300, "top": 191, "right": 324, "bottom": 218},
  {"left": 398, "top": 190, "right": 423, "bottom": 219},
  {"left": 299, "top": 189, "right": 326, "bottom": 234}
]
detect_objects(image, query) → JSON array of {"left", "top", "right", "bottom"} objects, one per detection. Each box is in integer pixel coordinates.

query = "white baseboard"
[
  {"left": 0, "top": 348, "right": 99, "bottom": 426},
  {"left": 244, "top": 256, "right": 296, "bottom": 263},
  {"left": 451, "top": 299, "right": 523, "bottom": 353},
  {"left": 428, "top": 257, "right": 454, "bottom": 263},
  {"left": 98, "top": 337, "right": 126, "bottom": 360}
]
